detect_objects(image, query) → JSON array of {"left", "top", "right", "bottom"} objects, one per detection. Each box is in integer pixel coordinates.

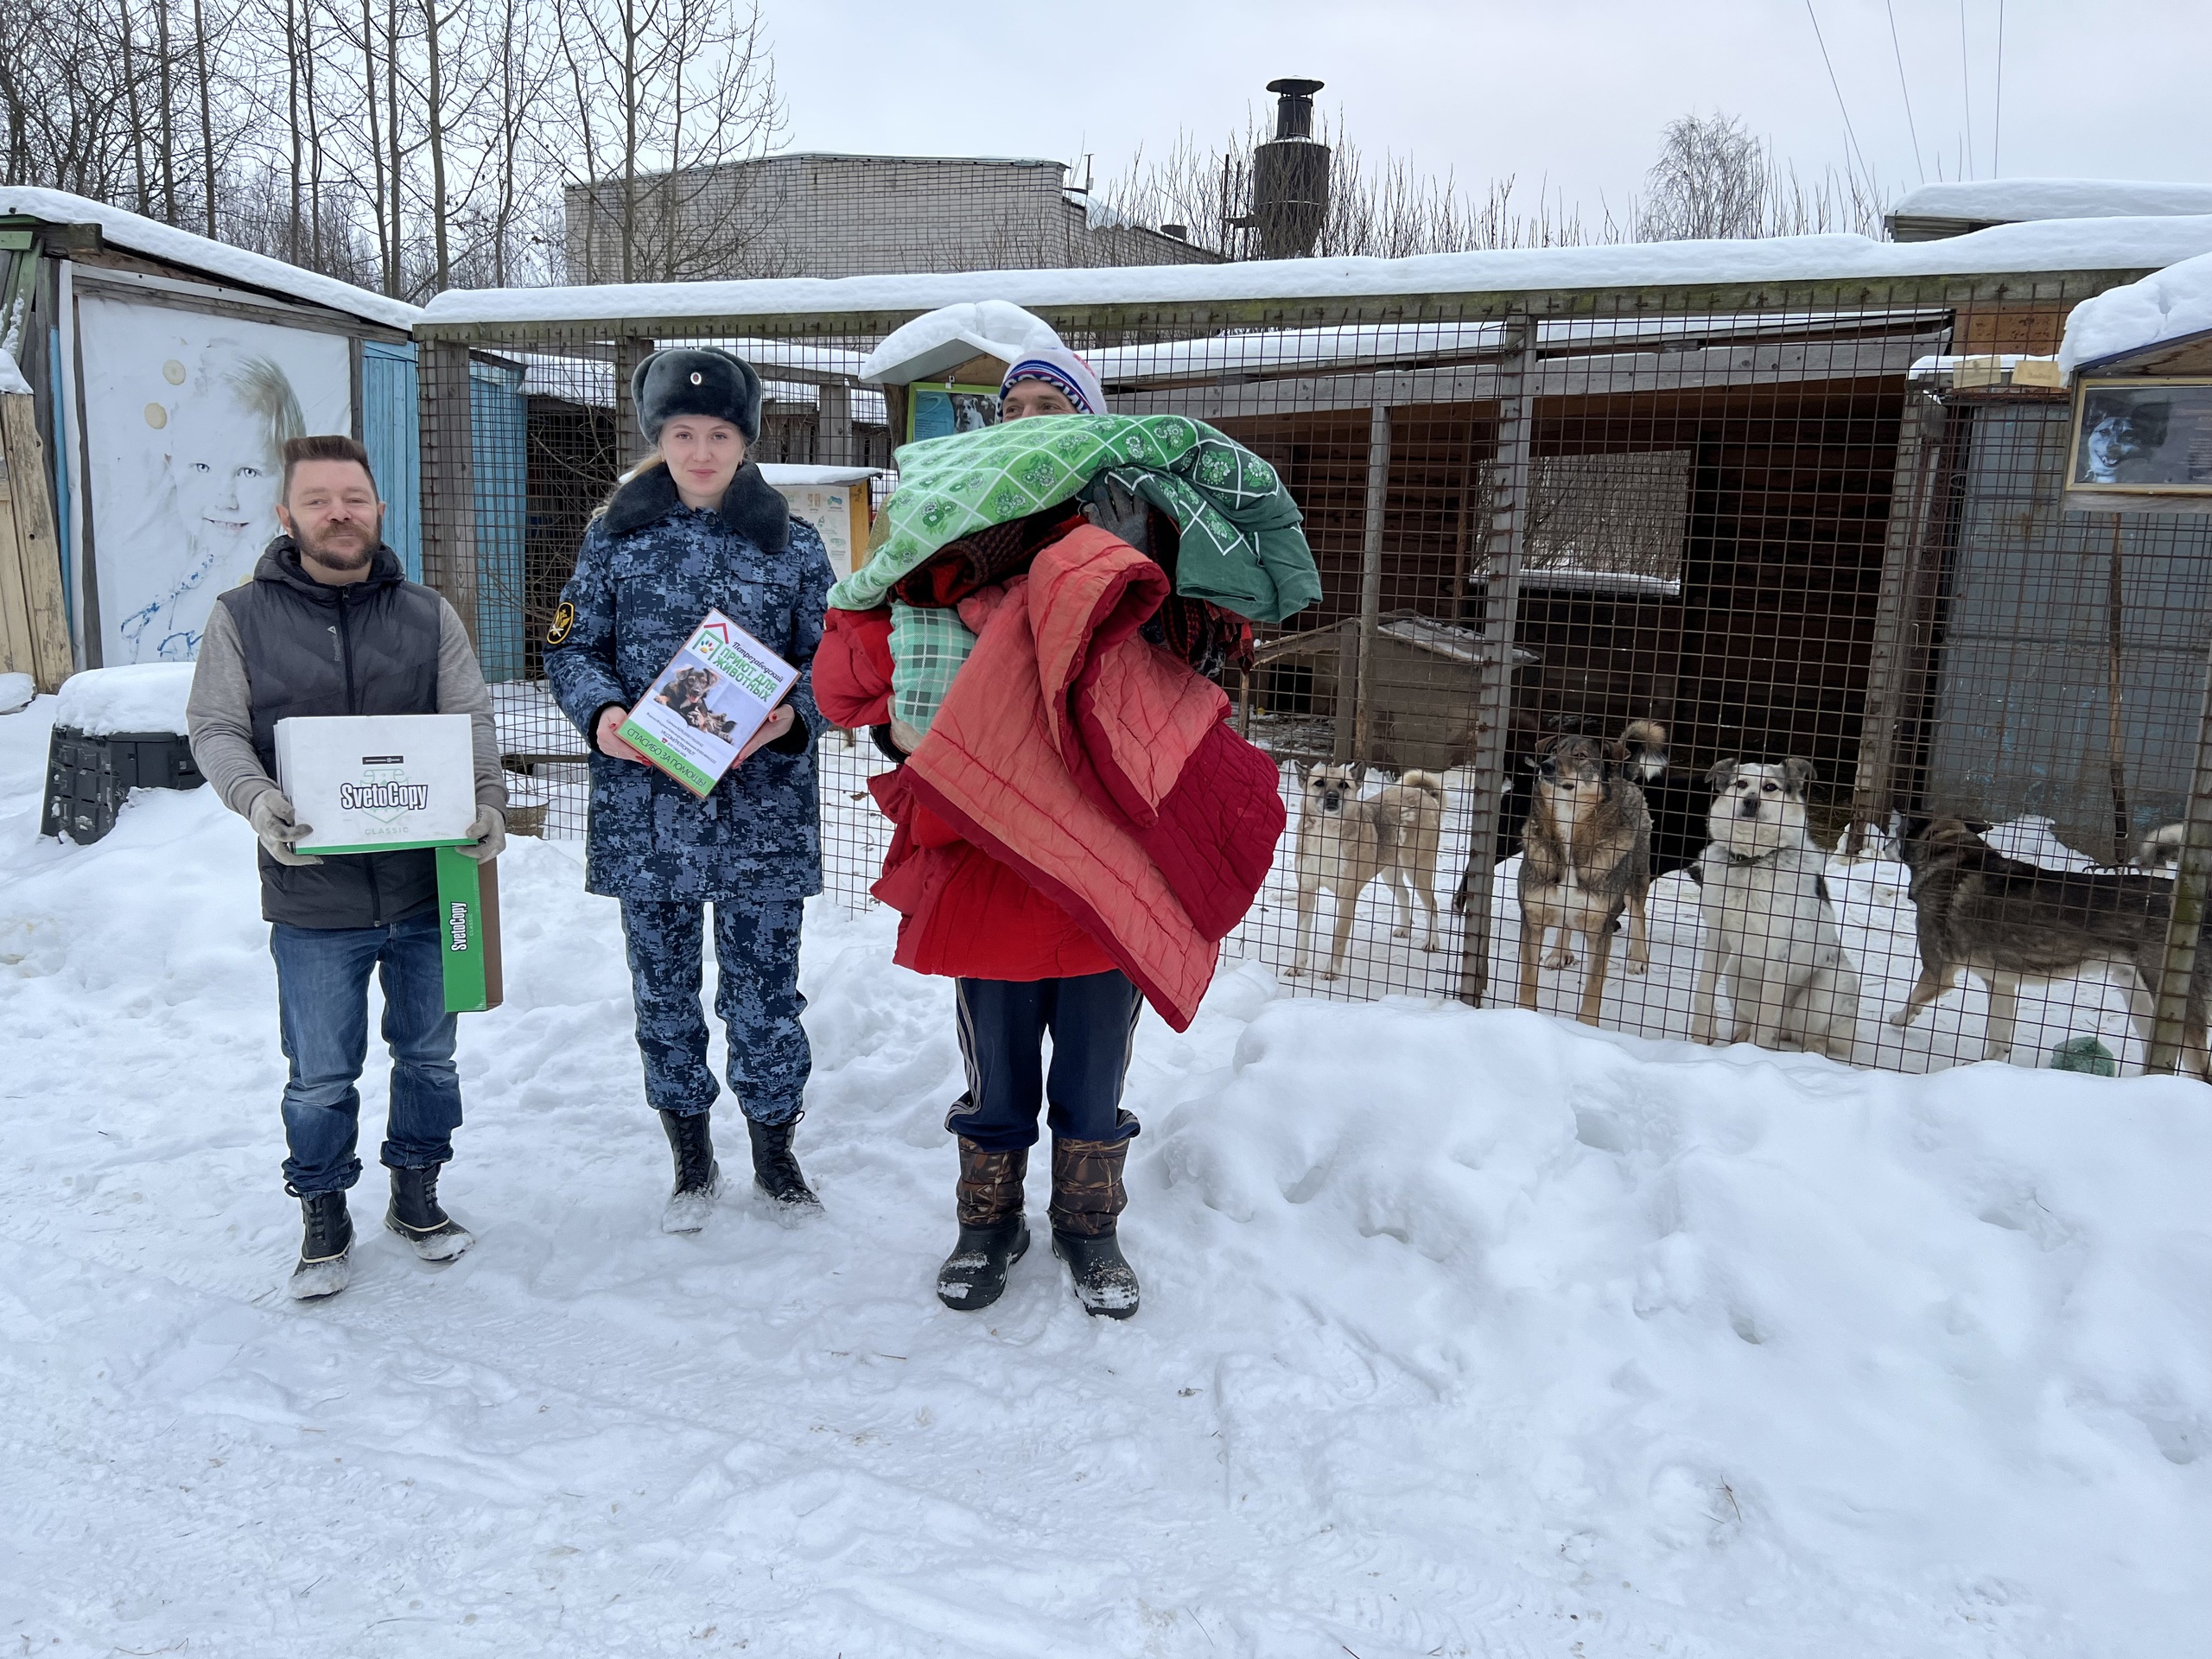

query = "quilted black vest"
[{"left": 216, "top": 538, "right": 445, "bottom": 928}]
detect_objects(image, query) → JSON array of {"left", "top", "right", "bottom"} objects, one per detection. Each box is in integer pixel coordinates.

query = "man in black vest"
[{"left": 187, "top": 435, "right": 505, "bottom": 1300}]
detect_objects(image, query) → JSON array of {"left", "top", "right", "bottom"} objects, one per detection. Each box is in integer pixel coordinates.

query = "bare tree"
[
  {"left": 551, "top": 0, "right": 786, "bottom": 284},
  {"left": 1638, "top": 112, "right": 1769, "bottom": 241},
  {"left": 0, "top": 0, "right": 777, "bottom": 297},
  {"left": 1096, "top": 111, "right": 1620, "bottom": 262},
  {"left": 1637, "top": 111, "right": 1891, "bottom": 241}
]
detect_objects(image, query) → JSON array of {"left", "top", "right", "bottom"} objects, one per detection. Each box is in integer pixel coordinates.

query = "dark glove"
[{"left": 1080, "top": 474, "right": 1153, "bottom": 556}]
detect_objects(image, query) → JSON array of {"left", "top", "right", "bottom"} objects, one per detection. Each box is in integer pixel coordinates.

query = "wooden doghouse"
[{"left": 1253, "top": 608, "right": 1539, "bottom": 772}]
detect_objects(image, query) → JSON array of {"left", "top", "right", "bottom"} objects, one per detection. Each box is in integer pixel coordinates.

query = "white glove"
[
  {"left": 460, "top": 803, "right": 505, "bottom": 863},
  {"left": 248, "top": 790, "right": 322, "bottom": 866}
]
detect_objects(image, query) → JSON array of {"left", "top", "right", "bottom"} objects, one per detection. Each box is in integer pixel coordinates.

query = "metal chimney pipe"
[
  {"left": 1268, "top": 77, "right": 1323, "bottom": 141},
  {"left": 1252, "top": 78, "right": 1331, "bottom": 258}
]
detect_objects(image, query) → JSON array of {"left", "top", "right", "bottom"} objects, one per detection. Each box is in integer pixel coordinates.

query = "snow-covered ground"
[{"left": 4, "top": 695, "right": 2209, "bottom": 1656}]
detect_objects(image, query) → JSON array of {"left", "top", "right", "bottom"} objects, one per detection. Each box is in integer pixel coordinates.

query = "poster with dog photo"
[
  {"left": 617, "top": 610, "right": 799, "bottom": 798},
  {"left": 2070, "top": 378, "right": 2212, "bottom": 491},
  {"left": 75, "top": 293, "right": 353, "bottom": 664}
]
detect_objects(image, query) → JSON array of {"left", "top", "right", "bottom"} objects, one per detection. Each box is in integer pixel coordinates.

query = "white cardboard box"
[{"left": 275, "top": 714, "right": 478, "bottom": 854}]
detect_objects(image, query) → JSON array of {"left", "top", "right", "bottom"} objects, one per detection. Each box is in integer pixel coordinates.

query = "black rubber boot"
[
  {"left": 747, "top": 1116, "right": 821, "bottom": 1212},
  {"left": 385, "top": 1165, "right": 474, "bottom": 1262},
  {"left": 1049, "top": 1127, "right": 1139, "bottom": 1319},
  {"left": 937, "top": 1141, "right": 1030, "bottom": 1312},
  {"left": 1051, "top": 1230, "right": 1140, "bottom": 1319},
  {"left": 659, "top": 1109, "right": 723, "bottom": 1234},
  {"left": 289, "top": 1190, "right": 354, "bottom": 1300}
]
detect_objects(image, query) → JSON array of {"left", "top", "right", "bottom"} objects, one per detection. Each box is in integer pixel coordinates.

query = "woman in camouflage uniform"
[{"left": 545, "top": 347, "right": 834, "bottom": 1232}]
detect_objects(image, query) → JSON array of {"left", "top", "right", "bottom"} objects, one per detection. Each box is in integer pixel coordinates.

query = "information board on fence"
[{"left": 616, "top": 610, "right": 799, "bottom": 798}]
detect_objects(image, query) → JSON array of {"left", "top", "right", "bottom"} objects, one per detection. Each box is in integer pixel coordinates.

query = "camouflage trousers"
[{"left": 618, "top": 896, "right": 810, "bottom": 1124}]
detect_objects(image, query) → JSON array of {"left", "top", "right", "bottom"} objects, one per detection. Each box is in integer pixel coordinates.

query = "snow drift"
[
  {"left": 1, "top": 697, "right": 2207, "bottom": 1656},
  {"left": 2061, "top": 247, "right": 2212, "bottom": 372}
]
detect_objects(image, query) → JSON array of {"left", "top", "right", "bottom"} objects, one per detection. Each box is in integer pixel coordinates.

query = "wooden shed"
[{"left": 0, "top": 187, "right": 419, "bottom": 681}]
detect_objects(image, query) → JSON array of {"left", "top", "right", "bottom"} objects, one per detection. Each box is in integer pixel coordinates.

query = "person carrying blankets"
[{"left": 815, "top": 318, "right": 1319, "bottom": 1319}]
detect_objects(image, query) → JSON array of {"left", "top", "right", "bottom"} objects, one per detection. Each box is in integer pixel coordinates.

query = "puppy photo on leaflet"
[
  {"left": 1513, "top": 734, "right": 1650, "bottom": 1027},
  {"left": 1689, "top": 758, "right": 1860, "bottom": 1061},
  {"left": 655, "top": 664, "right": 739, "bottom": 741},
  {"left": 1290, "top": 762, "right": 1449, "bottom": 981}
]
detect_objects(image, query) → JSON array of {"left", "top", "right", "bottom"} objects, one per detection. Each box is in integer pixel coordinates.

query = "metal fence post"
[
  {"left": 818, "top": 380, "right": 853, "bottom": 467},
  {"left": 1352, "top": 402, "right": 1392, "bottom": 765},
  {"left": 613, "top": 335, "right": 654, "bottom": 469},
  {"left": 1846, "top": 390, "right": 1948, "bottom": 853},
  {"left": 1455, "top": 312, "right": 1536, "bottom": 1007},
  {"left": 417, "top": 338, "right": 480, "bottom": 649},
  {"left": 2146, "top": 630, "right": 2212, "bottom": 1077}
]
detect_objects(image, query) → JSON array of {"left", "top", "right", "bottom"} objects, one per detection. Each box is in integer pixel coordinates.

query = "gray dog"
[
  {"left": 1515, "top": 734, "right": 1650, "bottom": 1027},
  {"left": 1891, "top": 816, "right": 2211, "bottom": 1076}
]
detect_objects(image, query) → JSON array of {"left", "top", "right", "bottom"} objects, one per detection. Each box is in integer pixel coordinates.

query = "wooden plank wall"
[
  {"left": 0, "top": 392, "right": 73, "bottom": 690},
  {"left": 1224, "top": 378, "right": 1906, "bottom": 779}
]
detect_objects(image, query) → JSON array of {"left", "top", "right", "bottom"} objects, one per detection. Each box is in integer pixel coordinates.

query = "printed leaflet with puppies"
[{"left": 616, "top": 610, "right": 798, "bottom": 798}]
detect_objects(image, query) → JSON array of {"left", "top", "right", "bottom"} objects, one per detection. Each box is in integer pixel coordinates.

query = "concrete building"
[{"left": 563, "top": 154, "right": 1221, "bottom": 283}]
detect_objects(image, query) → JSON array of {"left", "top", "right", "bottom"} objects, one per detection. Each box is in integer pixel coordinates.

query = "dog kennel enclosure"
[{"left": 411, "top": 225, "right": 2212, "bottom": 1079}]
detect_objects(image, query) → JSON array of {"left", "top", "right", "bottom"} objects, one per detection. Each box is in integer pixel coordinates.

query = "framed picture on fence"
[
  {"left": 2069, "top": 377, "right": 2212, "bottom": 494},
  {"left": 906, "top": 385, "right": 1001, "bottom": 443}
]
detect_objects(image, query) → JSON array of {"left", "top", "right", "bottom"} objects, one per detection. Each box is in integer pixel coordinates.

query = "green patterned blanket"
[{"left": 828, "top": 414, "right": 1320, "bottom": 626}]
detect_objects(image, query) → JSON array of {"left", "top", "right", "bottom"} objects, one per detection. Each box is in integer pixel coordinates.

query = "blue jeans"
[
  {"left": 619, "top": 896, "right": 810, "bottom": 1125},
  {"left": 948, "top": 972, "right": 1143, "bottom": 1153},
  {"left": 270, "top": 908, "right": 462, "bottom": 1195}
]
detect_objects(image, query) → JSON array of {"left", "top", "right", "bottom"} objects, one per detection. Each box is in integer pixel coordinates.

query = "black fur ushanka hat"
[{"left": 632, "top": 346, "right": 764, "bottom": 445}]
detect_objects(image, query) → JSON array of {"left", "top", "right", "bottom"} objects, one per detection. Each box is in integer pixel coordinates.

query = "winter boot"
[
  {"left": 747, "top": 1116, "right": 821, "bottom": 1214},
  {"left": 936, "top": 1140, "right": 1030, "bottom": 1312},
  {"left": 289, "top": 1190, "right": 353, "bottom": 1300},
  {"left": 1048, "top": 1127, "right": 1139, "bottom": 1319},
  {"left": 659, "top": 1109, "right": 724, "bottom": 1234},
  {"left": 385, "top": 1164, "right": 474, "bottom": 1262}
]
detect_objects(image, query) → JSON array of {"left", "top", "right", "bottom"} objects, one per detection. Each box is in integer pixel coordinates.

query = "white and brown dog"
[
  {"left": 1514, "top": 734, "right": 1651, "bottom": 1026},
  {"left": 1689, "top": 759, "right": 1860, "bottom": 1060},
  {"left": 1291, "top": 763, "right": 1449, "bottom": 980}
]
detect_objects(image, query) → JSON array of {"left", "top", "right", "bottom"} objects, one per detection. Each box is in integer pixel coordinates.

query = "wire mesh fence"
[{"left": 421, "top": 276, "right": 2212, "bottom": 1080}]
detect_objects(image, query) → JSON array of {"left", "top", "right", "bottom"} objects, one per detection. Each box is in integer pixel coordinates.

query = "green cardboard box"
[{"left": 435, "top": 847, "right": 503, "bottom": 1013}]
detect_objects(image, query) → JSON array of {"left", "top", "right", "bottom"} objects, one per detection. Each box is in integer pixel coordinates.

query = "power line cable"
[
  {"left": 1885, "top": 0, "right": 1926, "bottom": 183},
  {"left": 1803, "top": 0, "right": 1872, "bottom": 188},
  {"left": 1960, "top": 0, "right": 1975, "bottom": 179},
  {"left": 1993, "top": 0, "right": 2005, "bottom": 176}
]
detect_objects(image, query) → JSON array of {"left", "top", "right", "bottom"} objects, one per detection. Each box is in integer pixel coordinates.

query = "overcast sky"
[{"left": 767, "top": 0, "right": 2212, "bottom": 228}]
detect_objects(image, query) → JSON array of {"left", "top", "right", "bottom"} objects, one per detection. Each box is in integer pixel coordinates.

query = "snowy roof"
[
  {"left": 2058, "top": 250, "right": 2212, "bottom": 374},
  {"left": 421, "top": 215, "right": 2212, "bottom": 330},
  {"left": 758, "top": 464, "right": 882, "bottom": 486},
  {"left": 753, "top": 151, "right": 1065, "bottom": 170},
  {"left": 1088, "top": 310, "right": 1944, "bottom": 385},
  {"left": 860, "top": 301, "right": 1058, "bottom": 383},
  {"left": 1890, "top": 179, "right": 2212, "bottom": 226},
  {"left": 0, "top": 187, "right": 420, "bottom": 330}
]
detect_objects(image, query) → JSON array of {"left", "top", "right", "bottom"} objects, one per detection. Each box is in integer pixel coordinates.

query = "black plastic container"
[{"left": 41, "top": 727, "right": 205, "bottom": 844}]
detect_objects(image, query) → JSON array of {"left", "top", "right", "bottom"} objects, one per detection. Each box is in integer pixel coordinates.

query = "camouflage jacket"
[{"left": 545, "top": 462, "right": 832, "bottom": 902}]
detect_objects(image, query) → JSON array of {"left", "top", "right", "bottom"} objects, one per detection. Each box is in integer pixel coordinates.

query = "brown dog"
[
  {"left": 1515, "top": 735, "right": 1651, "bottom": 1026},
  {"left": 1891, "top": 816, "right": 2212, "bottom": 1076}
]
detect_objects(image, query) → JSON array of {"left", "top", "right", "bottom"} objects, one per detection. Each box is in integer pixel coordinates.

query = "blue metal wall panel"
[
  {"left": 361, "top": 340, "right": 423, "bottom": 580},
  {"left": 470, "top": 359, "right": 529, "bottom": 683},
  {"left": 1926, "top": 404, "right": 2212, "bottom": 852}
]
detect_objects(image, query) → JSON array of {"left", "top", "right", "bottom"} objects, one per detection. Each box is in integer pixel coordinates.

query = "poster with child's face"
[{"left": 77, "top": 295, "right": 353, "bottom": 663}]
